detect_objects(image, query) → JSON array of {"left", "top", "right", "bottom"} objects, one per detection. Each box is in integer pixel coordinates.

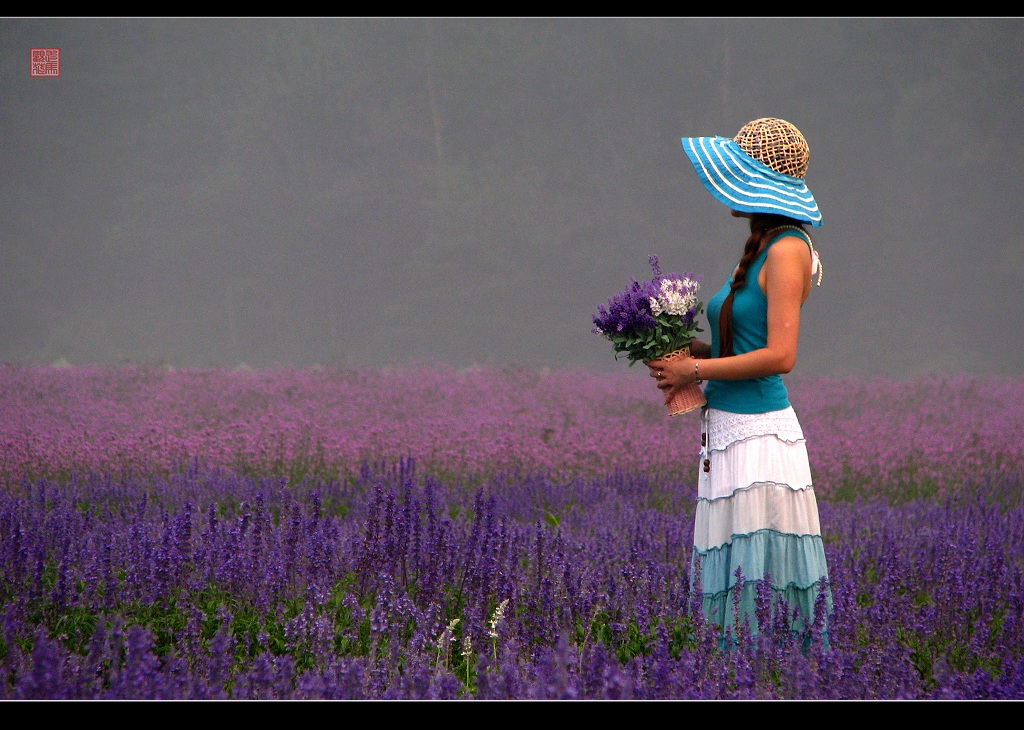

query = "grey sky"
[{"left": 2, "top": 17, "right": 1021, "bottom": 376}]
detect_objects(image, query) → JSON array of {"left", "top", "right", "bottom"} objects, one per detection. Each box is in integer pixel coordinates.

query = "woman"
[{"left": 645, "top": 118, "right": 831, "bottom": 644}]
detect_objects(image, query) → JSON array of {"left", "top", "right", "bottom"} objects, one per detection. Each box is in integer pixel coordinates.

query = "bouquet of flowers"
[{"left": 592, "top": 255, "right": 707, "bottom": 416}]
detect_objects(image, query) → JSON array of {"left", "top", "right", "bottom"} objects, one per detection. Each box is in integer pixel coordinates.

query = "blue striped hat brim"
[{"left": 681, "top": 136, "right": 822, "bottom": 227}]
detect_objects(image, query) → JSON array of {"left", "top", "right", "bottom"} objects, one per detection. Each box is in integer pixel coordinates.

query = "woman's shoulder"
[
  {"left": 765, "top": 233, "right": 812, "bottom": 260},
  {"left": 762, "top": 233, "right": 814, "bottom": 293},
  {"left": 767, "top": 226, "right": 811, "bottom": 246},
  {"left": 765, "top": 227, "right": 821, "bottom": 286}
]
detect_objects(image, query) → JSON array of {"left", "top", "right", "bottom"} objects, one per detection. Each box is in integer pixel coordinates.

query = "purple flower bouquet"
[{"left": 592, "top": 255, "right": 706, "bottom": 416}]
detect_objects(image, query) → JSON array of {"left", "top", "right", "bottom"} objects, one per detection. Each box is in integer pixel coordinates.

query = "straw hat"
[{"left": 680, "top": 117, "right": 822, "bottom": 227}]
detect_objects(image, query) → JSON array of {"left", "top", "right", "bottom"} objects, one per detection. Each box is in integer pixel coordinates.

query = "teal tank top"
[{"left": 703, "top": 229, "right": 811, "bottom": 414}]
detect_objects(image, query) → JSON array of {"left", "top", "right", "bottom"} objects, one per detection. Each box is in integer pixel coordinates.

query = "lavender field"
[{"left": 2, "top": 363, "right": 1024, "bottom": 699}]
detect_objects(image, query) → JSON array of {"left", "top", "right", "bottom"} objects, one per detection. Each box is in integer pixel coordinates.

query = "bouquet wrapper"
[{"left": 662, "top": 347, "right": 707, "bottom": 417}]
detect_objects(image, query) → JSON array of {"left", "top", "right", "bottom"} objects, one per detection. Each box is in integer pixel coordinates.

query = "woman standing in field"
[{"left": 645, "top": 118, "right": 831, "bottom": 645}]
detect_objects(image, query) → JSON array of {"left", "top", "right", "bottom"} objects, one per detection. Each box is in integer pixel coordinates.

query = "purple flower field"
[{"left": 2, "top": 364, "right": 1024, "bottom": 699}]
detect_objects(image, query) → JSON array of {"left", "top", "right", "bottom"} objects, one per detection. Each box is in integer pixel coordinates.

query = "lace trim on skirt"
[{"left": 704, "top": 406, "right": 805, "bottom": 453}]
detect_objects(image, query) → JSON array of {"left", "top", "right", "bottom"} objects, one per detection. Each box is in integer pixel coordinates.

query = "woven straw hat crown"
[{"left": 733, "top": 118, "right": 809, "bottom": 178}]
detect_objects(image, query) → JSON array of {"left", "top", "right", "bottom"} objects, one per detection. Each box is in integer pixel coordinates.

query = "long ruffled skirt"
[{"left": 690, "top": 406, "right": 831, "bottom": 640}]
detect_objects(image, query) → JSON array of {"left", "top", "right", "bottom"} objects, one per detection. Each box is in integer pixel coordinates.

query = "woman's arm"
[
  {"left": 688, "top": 339, "right": 712, "bottom": 358},
  {"left": 646, "top": 236, "right": 811, "bottom": 390}
]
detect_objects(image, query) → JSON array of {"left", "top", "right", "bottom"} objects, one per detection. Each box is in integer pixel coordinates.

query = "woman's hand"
[{"left": 644, "top": 354, "right": 700, "bottom": 400}]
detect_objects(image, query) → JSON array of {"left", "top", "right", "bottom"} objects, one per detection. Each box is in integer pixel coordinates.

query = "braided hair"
[{"left": 717, "top": 213, "right": 808, "bottom": 358}]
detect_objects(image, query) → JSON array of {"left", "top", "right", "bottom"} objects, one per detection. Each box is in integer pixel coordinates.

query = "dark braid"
[{"left": 717, "top": 213, "right": 808, "bottom": 358}]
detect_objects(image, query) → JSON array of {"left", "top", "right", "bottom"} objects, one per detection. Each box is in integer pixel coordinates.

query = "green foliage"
[
  {"left": 51, "top": 607, "right": 100, "bottom": 655},
  {"left": 580, "top": 609, "right": 695, "bottom": 664},
  {"left": 605, "top": 313, "right": 704, "bottom": 367}
]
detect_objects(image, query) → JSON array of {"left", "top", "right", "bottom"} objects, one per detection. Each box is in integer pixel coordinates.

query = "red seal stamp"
[{"left": 30, "top": 48, "right": 60, "bottom": 78}]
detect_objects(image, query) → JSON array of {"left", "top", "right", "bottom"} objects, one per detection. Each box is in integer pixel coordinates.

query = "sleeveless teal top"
[{"left": 703, "top": 229, "right": 811, "bottom": 414}]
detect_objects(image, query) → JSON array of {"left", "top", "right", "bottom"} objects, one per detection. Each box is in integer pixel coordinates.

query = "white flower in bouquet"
[{"left": 650, "top": 277, "right": 701, "bottom": 318}]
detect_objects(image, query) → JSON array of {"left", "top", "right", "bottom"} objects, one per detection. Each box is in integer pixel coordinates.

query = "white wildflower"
[
  {"left": 436, "top": 617, "right": 460, "bottom": 653},
  {"left": 488, "top": 599, "right": 509, "bottom": 639}
]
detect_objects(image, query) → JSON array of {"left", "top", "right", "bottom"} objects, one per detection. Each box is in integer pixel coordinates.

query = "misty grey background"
[{"left": 2, "top": 17, "right": 1022, "bottom": 376}]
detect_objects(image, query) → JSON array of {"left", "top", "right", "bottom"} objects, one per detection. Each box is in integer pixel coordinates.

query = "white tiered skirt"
[{"left": 690, "top": 406, "right": 831, "bottom": 637}]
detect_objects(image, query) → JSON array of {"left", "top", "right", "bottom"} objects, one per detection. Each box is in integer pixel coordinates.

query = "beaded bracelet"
[{"left": 695, "top": 360, "right": 703, "bottom": 384}]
